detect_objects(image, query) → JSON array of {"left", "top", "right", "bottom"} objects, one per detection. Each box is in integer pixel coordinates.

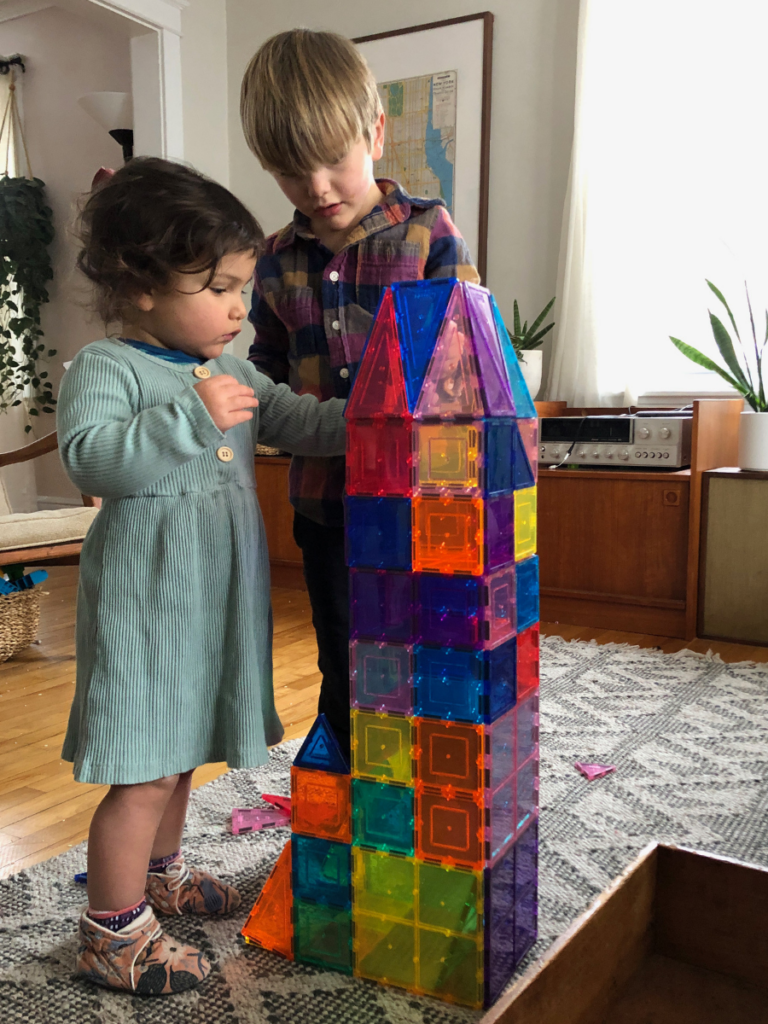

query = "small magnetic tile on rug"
[{"left": 575, "top": 762, "right": 616, "bottom": 781}]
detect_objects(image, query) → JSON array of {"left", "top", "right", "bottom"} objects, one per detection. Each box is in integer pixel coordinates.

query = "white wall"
[
  {"left": 225, "top": 0, "right": 579, "bottom": 360},
  {"left": 180, "top": 0, "right": 229, "bottom": 186},
  {"left": 1, "top": 5, "right": 132, "bottom": 504}
]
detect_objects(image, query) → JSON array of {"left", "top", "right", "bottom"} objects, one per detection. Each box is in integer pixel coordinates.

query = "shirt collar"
[{"left": 273, "top": 179, "right": 443, "bottom": 253}]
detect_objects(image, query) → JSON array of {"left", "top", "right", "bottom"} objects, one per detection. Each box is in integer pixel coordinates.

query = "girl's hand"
[{"left": 194, "top": 375, "right": 259, "bottom": 432}]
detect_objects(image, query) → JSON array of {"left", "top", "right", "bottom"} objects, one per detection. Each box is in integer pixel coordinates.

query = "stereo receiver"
[{"left": 539, "top": 415, "right": 692, "bottom": 469}]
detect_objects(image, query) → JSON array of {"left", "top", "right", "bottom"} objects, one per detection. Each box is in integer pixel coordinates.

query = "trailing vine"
[{"left": 0, "top": 174, "right": 56, "bottom": 429}]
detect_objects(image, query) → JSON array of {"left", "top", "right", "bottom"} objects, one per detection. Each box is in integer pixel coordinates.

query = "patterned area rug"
[{"left": 2, "top": 637, "right": 768, "bottom": 1023}]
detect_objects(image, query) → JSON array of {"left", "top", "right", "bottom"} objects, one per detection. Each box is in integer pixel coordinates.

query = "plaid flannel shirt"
[{"left": 248, "top": 179, "right": 480, "bottom": 527}]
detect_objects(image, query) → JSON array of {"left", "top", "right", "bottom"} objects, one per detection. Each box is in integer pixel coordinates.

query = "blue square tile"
[
  {"left": 485, "top": 419, "right": 515, "bottom": 495},
  {"left": 516, "top": 556, "right": 539, "bottom": 632},
  {"left": 345, "top": 496, "right": 412, "bottom": 570},
  {"left": 413, "top": 645, "right": 485, "bottom": 722}
]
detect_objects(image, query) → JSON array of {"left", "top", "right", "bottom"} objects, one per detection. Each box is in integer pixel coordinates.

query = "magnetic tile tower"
[{"left": 242, "top": 279, "right": 540, "bottom": 1009}]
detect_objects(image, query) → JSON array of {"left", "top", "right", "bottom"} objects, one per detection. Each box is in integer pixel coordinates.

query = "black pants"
[{"left": 293, "top": 512, "right": 350, "bottom": 757}]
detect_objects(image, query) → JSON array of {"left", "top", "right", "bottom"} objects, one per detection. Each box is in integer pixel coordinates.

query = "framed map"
[
  {"left": 377, "top": 70, "right": 457, "bottom": 216},
  {"left": 356, "top": 13, "right": 493, "bottom": 281}
]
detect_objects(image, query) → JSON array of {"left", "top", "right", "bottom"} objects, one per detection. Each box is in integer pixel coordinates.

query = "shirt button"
[
  {"left": 332, "top": 319, "right": 341, "bottom": 331},
  {"left": 216, "top": 446, "right": 234, "bottom": 462},
  {"left": 193, "top": 365, "right": 211, "bottom": 380},
  {"left": 340, "top": 368, "right": 349, "bottom": 379},
  {"left": 329, "top": 271, "right": 340, "bottom": 282}
]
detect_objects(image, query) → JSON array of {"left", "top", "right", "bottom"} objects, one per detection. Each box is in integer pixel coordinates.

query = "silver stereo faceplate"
[{"left": 539, "top": 416, "right": 692, "bottom": 469}]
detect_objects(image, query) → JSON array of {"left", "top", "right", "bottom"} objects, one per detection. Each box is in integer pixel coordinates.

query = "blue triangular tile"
[
  {"left": 293, "top": 714, "right": 350, "bottom": 774},
  {"left": 489, "top": 295, "right": 537, "bottom": 419},
  {"left": 392, "top": 278, "right": 456, "bottom": 411}
]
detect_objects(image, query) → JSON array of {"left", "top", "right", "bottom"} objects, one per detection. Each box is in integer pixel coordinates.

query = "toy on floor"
[
  {"left": 242, "top": 279, "right": 540, "bottom": 1009},
  {"left": 231, "top": 806, "right": 291, "bottom": 834},
  {"left": 575, "top": 762, "right": 616, "bottom": 781}
]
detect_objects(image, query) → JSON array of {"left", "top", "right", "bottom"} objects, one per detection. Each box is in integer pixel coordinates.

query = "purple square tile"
[{"left": 486, "top": 495, "right": 515, "bottom": 570}]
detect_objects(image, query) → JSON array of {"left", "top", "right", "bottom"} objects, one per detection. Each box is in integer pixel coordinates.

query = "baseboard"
[{"left": 36, "top": 495, "right": 83, "bottom": 510}]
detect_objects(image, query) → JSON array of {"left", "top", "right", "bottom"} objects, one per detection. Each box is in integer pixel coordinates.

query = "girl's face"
[{"left": 127, "top": 250, "right": 257, "bottom": 360}]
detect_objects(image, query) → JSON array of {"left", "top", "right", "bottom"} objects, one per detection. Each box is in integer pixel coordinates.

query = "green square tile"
[
  {"left": 352, "top": 848, "right": 416, "bottom": 922},
  {"left": 294, "top": 900, "right": 352, "bottom": 973},
  {"left": 417, "top": 862, "right": 483, "bottom": 935},
  {"left": 354, "top": 913, "right": 416, "bottom": 989},
  {"left": 417, "top": 927, "right": 483, "bottom": 1007},
  {"left": 352, "top": 778, "right": 415, "bottom": 855}
]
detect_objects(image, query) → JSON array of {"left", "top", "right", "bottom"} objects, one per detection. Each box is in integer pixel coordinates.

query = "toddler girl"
[{"left": 58, "top": 158, "right": 346, "bottom": 995}]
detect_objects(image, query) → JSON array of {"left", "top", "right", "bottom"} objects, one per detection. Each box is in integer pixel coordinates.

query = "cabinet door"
[
  {"left": 254, "top": 458, "right": 303, "bottom": 567},
  {"left": 700, "top": 475, "right": 768, "bottom": 643},
  {"left": 538, "top": 474, "right": 690, "bottom": 634}
]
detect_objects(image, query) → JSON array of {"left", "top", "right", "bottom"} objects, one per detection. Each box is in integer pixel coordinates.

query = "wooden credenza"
[
  {"left": 538, "top": 400, "right": 743, "bottom": 639},
  {"left": 254, "top": 456, "right": 305, "bottom": 588}
]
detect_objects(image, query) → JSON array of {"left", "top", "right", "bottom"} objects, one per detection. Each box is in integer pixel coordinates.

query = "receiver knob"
[
  {"left": 551, "top": 447, "right": 561, "bottom": 458},
  {"left": 577, "top": 447, "right": 588, "bottom": 457},
  {"left": 618, "top": 449, "right": 630, "bottom": 461},
  {"left": 659, "top": 427, "right": 671, "bottom": 439},
  {"left": 592, "top": 449, "right": 600, "bottom": 458},
  {"left": 604, "top": 447, "right": 615, "bottom": 458},
  {"left": 637, "top": 426, "right": 651, "bottom": 439}
]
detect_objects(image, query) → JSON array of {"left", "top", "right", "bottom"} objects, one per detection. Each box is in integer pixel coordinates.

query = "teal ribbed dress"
[{"left": 57, "top": 338, "right": 346, "bottom": 785}]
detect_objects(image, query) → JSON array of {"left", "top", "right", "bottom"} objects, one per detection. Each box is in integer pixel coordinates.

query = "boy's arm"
[
  {"left": 424, "top": 206, "right": 481, "bottom": 284},
  {"left": 58, "top": 350, "right": 224, "bottom": 498},
  {"left": 249, "top": 368, "right": 346, "bottom": 458},
  {"left": 248, "top": 275, "right": 291, "bottom": 386}
]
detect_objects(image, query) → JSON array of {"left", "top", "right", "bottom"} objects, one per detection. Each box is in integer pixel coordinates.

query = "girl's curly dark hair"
[{"left": 76, "top": 157, "right": 264, "bottom": 322}]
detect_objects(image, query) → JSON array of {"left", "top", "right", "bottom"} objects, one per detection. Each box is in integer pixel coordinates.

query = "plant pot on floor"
[
  {"left": 519, "top": 350, "right": 543, "bottom": 401},
  {"left": 739, "top": 411, "right": 768, "bottom": 471}
]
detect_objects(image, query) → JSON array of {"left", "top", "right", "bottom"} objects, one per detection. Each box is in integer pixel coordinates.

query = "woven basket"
[{"left": 0, "top": 588, "right": 41, "bottom": 662}]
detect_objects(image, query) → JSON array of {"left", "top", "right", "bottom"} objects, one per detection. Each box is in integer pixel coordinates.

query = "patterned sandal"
[
  {"left": 77, "top": 906, "right": 210, "bottom": 995},
  {"left": 145, "top": 854, "right": 241, "bottom": 917}
]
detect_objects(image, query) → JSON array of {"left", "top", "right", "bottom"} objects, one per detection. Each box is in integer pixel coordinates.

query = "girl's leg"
[
  {"left": 86, "top": 774, "right": 179, "bottom": 912},
  {"left": 144, "top": 768, "right": 241, "bottom": 918},
  {"left": 150, "top": 769, "right": 193, "bottom": 860}
]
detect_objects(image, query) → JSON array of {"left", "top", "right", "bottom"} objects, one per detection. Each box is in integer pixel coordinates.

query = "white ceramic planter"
[
  {"left": 519, "top": 349, "right": 543, "bottom": 401},
  {"left": 738, "top": 411, "right": 768, "bottom": 471}
]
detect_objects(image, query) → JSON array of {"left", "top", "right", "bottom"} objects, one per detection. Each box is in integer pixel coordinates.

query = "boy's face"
[{"left": 272, "top": 113, "right": 385, "bottom": 246}]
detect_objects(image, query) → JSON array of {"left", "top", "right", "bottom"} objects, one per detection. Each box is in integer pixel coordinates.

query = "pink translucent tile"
[
  {"left": 463, "top": 284, "right": 515, "bottom": 415},
  {"left": 415, "top": 287, "right": 484, "bottom": 419},
  {"left": 232, "top": 807, "right": 291, "bottom": 834}
]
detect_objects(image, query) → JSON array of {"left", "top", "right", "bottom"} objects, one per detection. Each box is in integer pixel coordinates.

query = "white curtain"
[{"left": 547, "top": 0, "right": 768, "bottom": 405}]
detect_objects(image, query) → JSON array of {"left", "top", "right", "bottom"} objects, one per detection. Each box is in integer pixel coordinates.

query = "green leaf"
[
  {"left": 527, "top": 297, "right": 556, "bottom": 337},
  {"left": 706, "top": 280, "right": 742, "bottom": 342},
  {"left": 513, "top": 300, "right": 521, "bottom": 337},
  {"left": 669, "top": 335, "right": 757, "bottom": 409},
  {"left": 709, "top": 312, "right": 751, "bottom": 391}
]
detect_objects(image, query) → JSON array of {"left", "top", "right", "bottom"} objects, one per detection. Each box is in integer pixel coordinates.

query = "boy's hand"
[{"left": 194, "top": 375, "right": 259, "bottom": 432}]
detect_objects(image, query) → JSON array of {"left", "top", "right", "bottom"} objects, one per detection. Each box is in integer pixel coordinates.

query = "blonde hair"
[{"left": 240, "top": 29, "right": 383, "bottom": 176}]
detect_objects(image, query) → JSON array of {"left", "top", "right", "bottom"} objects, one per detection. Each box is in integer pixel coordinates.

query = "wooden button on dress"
[
  {"left": 216, "top": 446, "right": 234, "bottom": 462},
  {"left": 193, "top": 365, "right": 211, "bottom": 380}
]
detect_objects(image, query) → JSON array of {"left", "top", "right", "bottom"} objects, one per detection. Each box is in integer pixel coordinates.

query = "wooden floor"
[{"left": 1, "top": 566, "right": 767, "bottom": 880}]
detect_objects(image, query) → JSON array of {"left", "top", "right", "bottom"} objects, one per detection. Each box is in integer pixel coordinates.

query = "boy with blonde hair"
[{"left": 241, "top": 28, "right": 479, "bottom": 755}]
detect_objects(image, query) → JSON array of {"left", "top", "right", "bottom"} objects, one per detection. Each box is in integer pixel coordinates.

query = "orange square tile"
[
  {"left": 416, "top": 790, "right": 484, "bottom": 868},
  {"left": 412, "top": 495, "right": 484, "bottom": 575},
  {"left": 415, "top": 719, "right": 483, "bottom": 793},
  {"left": 291, "top": 766, "right": 351, "bottom": 843}
]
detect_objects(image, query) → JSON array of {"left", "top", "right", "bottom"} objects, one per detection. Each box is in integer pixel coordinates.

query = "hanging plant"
[{"left": 0, "top": 69, "right": 56, "bottom": 430}]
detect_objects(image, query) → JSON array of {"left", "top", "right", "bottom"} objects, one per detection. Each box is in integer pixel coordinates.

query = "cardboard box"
[{"left": 482, "top": 843, "right": 768, "bottom": 1024}]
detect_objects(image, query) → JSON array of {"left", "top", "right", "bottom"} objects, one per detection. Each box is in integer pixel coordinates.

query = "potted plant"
[
  {"left": 670, "top": 281, "right": 767, "bottom": 470},
  {"left": 507, "top": 297, "right": 556, "bottom": 400}
]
